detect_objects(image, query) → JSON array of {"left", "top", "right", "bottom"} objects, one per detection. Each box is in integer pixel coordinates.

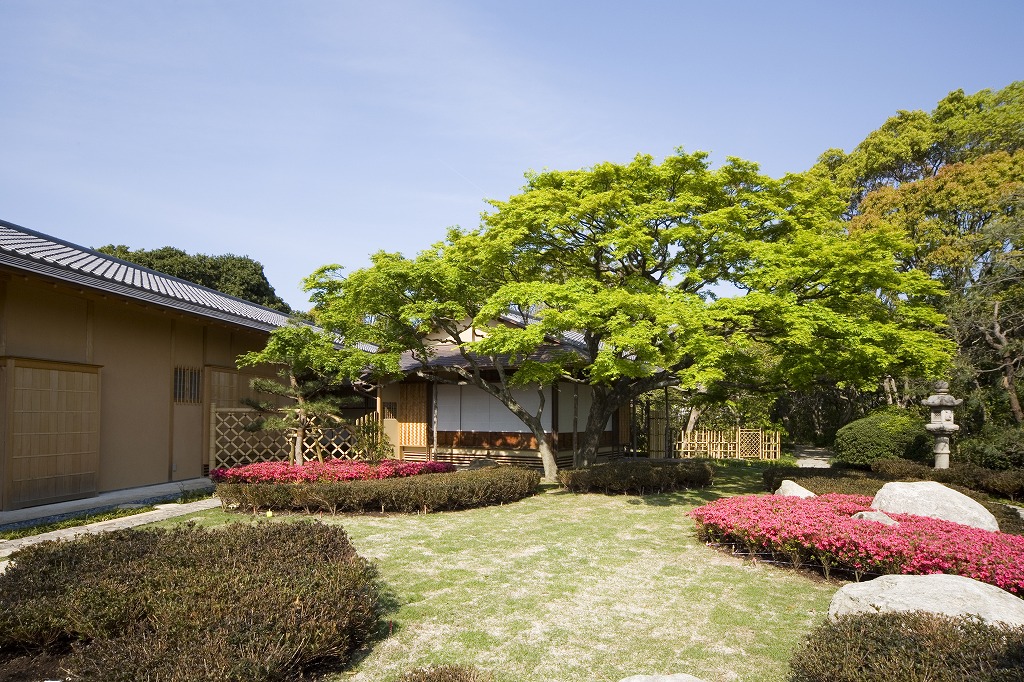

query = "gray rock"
[
  {"left": 467, "top": 458, "right": 500, "bottom": 470},
  {"left": 851, "top": 510, "right": 898, "bottom": 526},
  {"left": 619, "top": 676, "right": 709, "bottom": 682},
  {"left": 830, "top": 574, "right": 1024, "bottom": 627},
  {"left": 775, "top": 479, "right": 816, "bottom": 498},
  {"left": 872, "top": 481, "right": 999, "bottom": 531}
]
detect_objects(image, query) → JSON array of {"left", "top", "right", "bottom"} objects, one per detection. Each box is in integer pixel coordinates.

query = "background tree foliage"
[
  {"left": 97, "top": 244, "right": 292, "bottom": 312},
  {"left": 779, "top": 81, "right": 1024, "bottom": 449}
]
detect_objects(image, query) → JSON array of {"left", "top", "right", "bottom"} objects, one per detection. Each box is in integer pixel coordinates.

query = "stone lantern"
[{"left": 921, "top": 381, "right": 962, "bottom": 469}]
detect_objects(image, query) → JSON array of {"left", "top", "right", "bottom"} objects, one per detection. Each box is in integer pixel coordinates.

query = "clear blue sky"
[{"left": 2, "top": 1, "right": 1022, "bottom": 310}]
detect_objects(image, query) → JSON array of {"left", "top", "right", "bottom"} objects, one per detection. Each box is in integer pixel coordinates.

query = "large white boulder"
[
  {"left": 871, "top": 480, "right": 999, "bottom": 531},
  {"left": 830, "top": 574, "right": 1024, "bottom": 627},
  {"left": 775, "top": 480, "right": 816, "bottom": 498},
  {"left": 619, "top": 676, "right": 709, "bottom": 682},
  {"left": 851, "top": 510, "right": 898, "bottom": 526}
]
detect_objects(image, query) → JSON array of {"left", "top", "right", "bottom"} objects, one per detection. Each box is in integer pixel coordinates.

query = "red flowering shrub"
[
  {"left": 209, "top": 459, "right": 453, "bottom": 484},
  {"left": 689, "top": 494, "right": 1024, "bottom": 593}
]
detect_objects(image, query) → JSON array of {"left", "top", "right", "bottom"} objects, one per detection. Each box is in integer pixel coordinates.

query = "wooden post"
[
  {"left": 664, "top": 387, "right": 672, "bottom": 458},
  {"left": 572, "top": 384, "right": 578, "bottom": 461},
  {"left": 430, "top": 383, "right": 438, "bottom": 463},
  {"left": 208, "top": 402, "right": 217, "bottom": 472}
]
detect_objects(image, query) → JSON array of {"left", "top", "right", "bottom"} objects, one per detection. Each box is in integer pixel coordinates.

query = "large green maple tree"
[{"left": 298, "top": 150, "right": 950, "bottom": 478}]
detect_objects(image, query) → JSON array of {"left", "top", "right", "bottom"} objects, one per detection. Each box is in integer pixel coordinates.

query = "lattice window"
[
  {"left": 174, "top": 367, "right": 202, "bottom": 404},
  {"left": 382, "top": 401, "right": 398, "bottom": 420}
]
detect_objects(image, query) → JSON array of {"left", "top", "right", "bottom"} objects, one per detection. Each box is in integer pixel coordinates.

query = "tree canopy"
[
  {"left": 302, "top": 150, "right": 952, "bottom": 477},
  {"left": 755, "top": 81, "right": 1024, "bottom": 450},
  {"left": 814, "top": 81, "right": 1024, "bottom": 210},
  {"left": 97, "top": 244, "right": 292, "bottom": 313}
]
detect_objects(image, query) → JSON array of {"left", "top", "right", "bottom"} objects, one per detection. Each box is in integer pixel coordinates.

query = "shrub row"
[
  {"left": 689, "top": 493, "right": 1024, "bottom": 591},
  {"left": 833, "top": 408, "right": 931, "bottom": 468},
  {"left": 217, "top": 466, "right": 541, "bottom": 514},
  {"left": 557, "top": 458, "right": 715, "bottom": 495},
  {"left": 0, "top": 522, "right": 381, "bottom": 682},
  {"left": 210, "top": 458, "right": 454, "bottom": 484},
  {"left": 763, "top": 465, "right": 889, "bottom": 497},
  {"left": 870, "top": 458, "right": 1024, "bottom": 502},
  {"left": 790, "top": 611, "right": 1024, "bottom": 682}
]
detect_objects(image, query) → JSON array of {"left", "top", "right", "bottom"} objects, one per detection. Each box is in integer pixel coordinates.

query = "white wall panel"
[
  {"left": 449, "top": 385, "right": 552, "bottom": 433},
  {"left": 435, "top": 385, "right": 461, "bottom": 431}
]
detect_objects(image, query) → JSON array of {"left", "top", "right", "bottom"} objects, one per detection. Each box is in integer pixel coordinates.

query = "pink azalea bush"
[
  {"left": 689, "top": 493, "right": 1024, "bottom": 593},
  {"left": 209, "top": 459, "right": 454, "bottom": 484}
]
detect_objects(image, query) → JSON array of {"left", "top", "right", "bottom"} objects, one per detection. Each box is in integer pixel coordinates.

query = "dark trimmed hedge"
[
  {"left": 217, "top": 466, "right": 541, "bottom": 514},
  {"left": 397, "top": 665, "right": 494, "bottom": 682},
  {"left": 867, "top": 458, "right": 1024, "bottom": 503},
  {"left": 833, "top": 408, "right": 931, "bottom": 468},
  {"left": 0, "top": 522, "right": 381, "bottom": 682},
  {"left": 789, "top": 611, "right": 1024, "bottom": 682},
  {"left": 557, "top": 458, "right": 715, "bottom": 495}
]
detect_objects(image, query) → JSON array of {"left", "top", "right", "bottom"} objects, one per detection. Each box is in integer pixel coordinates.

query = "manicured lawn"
[{"left": 152, "top": 463, "right": 838, "bottom": 682}]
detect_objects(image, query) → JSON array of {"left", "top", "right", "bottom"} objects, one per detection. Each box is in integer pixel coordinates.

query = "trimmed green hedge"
[
  {"left": 833, "top": 408, "right": 930, "bottom": 468},
  {"left": 870, "top": 458, "right": 1024, "bottom": 502},
  {"left": 217, "top": 466, "right": 541, "bottom": 514},
  {"left": 557, "top": 458, "right": 715, "bottom": 495},
  {"left": 0, "top": 522, "right": 381, "bottom": 682},
  {"left": 790, "top": 611, "right": 1024, "bottom": 682}
]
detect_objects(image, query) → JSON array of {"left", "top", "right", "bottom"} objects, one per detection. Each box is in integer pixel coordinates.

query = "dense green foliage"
[
  {"left": 396, "top": 666, "right": 495, "bottom": 682},
  {"left": 772, "top": 82, "right": 1024, "bottom": 450},
  {"left": 789, "top": 612, "right": 1024, "bottom": 682},
  {"left": 97, "top": 244, "right": 292, "bottom": 312},
  {"left": 297, "top": 150, "right": 950, "bottom": 480},
  {"left": 0, "top": 522, "right": 380, "bottom": 682},
  {"left": 960, "top": 426, "right": 1024, "bottom": 470},
  {"left": 832, "top": 408, "right": 931, "bottom": 467},
  {"left": 216, "top": 466, "right": 541, "bottom": 514},
  {"left": 556, "top": 458, "right": 714, "bottom": 494}
]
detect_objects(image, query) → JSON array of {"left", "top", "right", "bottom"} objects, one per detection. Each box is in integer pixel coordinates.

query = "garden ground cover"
[{"left": 151, "top": 462, "right": 838, "bottom": 682}]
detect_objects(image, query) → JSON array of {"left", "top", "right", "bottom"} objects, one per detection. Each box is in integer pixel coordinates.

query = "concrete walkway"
[
  {"left": 0, "top": 497, "right": 221, "bottom": 559},
  {"left": 0, "top": 478, "right": 215, "bottom": 529},
  {"left": 793, "top": 445, "right": 833, "bottom": 468},
  {"left": 0, "top": 478, "right": 221, "bottom": 574}
]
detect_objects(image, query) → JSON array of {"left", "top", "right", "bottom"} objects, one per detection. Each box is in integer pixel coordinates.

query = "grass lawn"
[{"left": 150, "top": 463, "right": 838, "bottom": 682}]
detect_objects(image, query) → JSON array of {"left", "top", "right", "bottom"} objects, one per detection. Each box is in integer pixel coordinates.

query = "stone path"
[
  {"left": 793, "top": 445, "right": 832, "bottom": 468},
  {"left": 0, "top": 497, "right": 221, "bottom": 573}
]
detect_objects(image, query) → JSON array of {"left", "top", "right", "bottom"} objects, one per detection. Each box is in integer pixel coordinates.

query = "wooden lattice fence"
[
  {"left": 676, "top": 428, "right": 781, "bottom": 460},
  {"left": 209, "top": 405, "right": 379, "bottom": 470}
]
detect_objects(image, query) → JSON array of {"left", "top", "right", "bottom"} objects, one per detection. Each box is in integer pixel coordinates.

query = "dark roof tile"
[{"left": 0, "top": 219, "right": 291, "bottom": 332}]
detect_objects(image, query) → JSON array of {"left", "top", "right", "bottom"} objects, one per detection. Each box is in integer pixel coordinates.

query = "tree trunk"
[
  {"left": 538, "top": 436, "right": 558, "bottom": 482},
  {"left": 577, "top": 389, "right": 616, "bottom": 467},
  {"left": 1003, "top": 363, "right": 1024, "bottom": 425},
  {"left": 294, "top": 424, "right": 305, "bottom": 466},
  {"left": 684, "top": 405, "right": 701, "bottom": 436}
]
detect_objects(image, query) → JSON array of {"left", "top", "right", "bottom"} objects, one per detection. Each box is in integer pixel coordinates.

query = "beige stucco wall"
[{"left": 0, "top": 273, "right": 275, "bottom": 504}]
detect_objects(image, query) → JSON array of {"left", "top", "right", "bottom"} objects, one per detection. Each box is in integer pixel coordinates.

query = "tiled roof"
[
  {"left": 0, "top": 218, "right": 291, "bottom": 332},
  {"left": 398, "top": 342, "right": 578, "bottom": 373}
]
